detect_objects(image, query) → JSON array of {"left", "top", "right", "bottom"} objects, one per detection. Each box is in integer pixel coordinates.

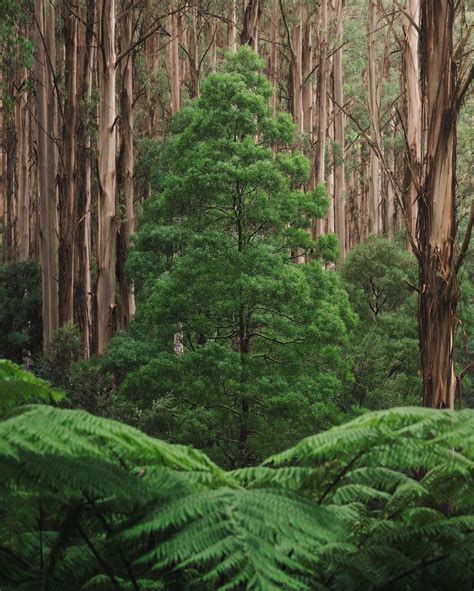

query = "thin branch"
[
  {"left": 77, "top": 524, "right": 122, "bottom": 591},
  {"left": 279, "top": 0, "right": 295, "bottom": 62}
]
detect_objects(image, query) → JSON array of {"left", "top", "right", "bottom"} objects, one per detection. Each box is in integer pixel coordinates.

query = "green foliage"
[
  {"left": 0, "top": 259, "right": 42, "bottom": 363},
  {"left": 340, "top": 237, "right": 421, "bottom": 409},
  {"left": 0, "top": 0, "right": 34, "bottom": 102},
  {"left": 120, "top": 47, "right": 354, "bottom": 466},
  {"left": 37, "top": 324, "right": 84, "bottom": 388},
  {"left": 341, "top": 236, "right": 416, "bottom": 323},
  {"left": 0, "top": 391, "right": 472, "bottom": 590},
  {"left": 0, "top": 360, "right": 63, "bottom": 416}
]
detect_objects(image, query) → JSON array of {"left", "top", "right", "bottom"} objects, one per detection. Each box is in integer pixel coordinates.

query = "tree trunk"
[
  {"left": 315, "top": 0, "right": 327, "bottom": 187},
  {"left": 417, "top": 0, "right": 468, "bottom": 409},
  {"left": 403, "top": 0, "right": 421, "bottom": 246},
  {"left": 302, "top": 10, "right": 313, "bottom": 137},
  {"left": 15, "top": 66, "right": 30, "bottom": 259},
  {"left": 241, "top": 0, "right": 260, "bottom": 53},
  {"left": 367, "top": 0, "right": 380, "bottom": 235},
  {"left": 118, "top": 0, "right": 136, "bottom": 329},
  {"left": 188, "top": 3, "right": 200, "bottom": 96},
  {"left": 96, "top": 0, "right": 117, "bottom": 355},
  {"left": 75, "top": 0, "right": 95, "bottom": 358},
  {"left": 290, "top": 14, "right": 303, "bottom": 134},
  {"left": 168, "top": 5, "right": 181, "bottom": 115},
  {"left": 228, "top": 0, "right": 237, "bottom": 52},
  {"left": 35, "top": 0, "right": 59, "bottom": 349},
  {"left": 59, "top": 4, "right": 78, "bottom": 325},
  {"left": 333, "top": 0, "right": 345, "bottom": 262},
  {"left": 268, "top": 0, "right": 278, "bottom": 112}
]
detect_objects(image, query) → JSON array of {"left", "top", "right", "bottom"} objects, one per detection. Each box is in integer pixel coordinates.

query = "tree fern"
[{"left": 0, "top": 367, "right": 473, "bottom": 590}]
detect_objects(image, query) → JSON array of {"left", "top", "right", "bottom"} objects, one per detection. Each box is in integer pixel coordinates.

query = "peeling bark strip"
[
  {"left": 96, "top": 0, "right": 117, "bottom": 355},
  {"left": 417, "top": 0, "right": 472, "bottom": 409}
]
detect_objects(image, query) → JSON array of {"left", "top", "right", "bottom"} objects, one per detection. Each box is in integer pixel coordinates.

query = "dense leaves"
[
  {"left": 0, "top": 259, "right": 42, "bottom": 363},
  {"left": 116, "top": 47, "right": 355, "bottom": 466},
  {"left": 0, "top": 366, "right": 473, "bottom": 590}
]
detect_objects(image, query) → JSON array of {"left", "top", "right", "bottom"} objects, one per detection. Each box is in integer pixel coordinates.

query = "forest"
[{"left": 0, "top": 0, "right": 473, "bottom": 589}]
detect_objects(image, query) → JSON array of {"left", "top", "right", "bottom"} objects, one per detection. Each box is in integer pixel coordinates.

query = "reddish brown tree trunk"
[{"left": 418, "top": 0, "right": 461, "bottom": 409}]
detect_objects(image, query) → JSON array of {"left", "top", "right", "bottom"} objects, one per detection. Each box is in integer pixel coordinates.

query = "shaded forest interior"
[
  {"left": 0, "top": 1, "right": 474, "bottom": 590},
  {"left": 1, "top": 0, "right": 473, "bottom": 460}
]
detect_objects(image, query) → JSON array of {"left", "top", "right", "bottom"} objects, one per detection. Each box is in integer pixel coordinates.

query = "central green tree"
[{"left": 121, "top": 47, "right": 355, "bottom": 467}]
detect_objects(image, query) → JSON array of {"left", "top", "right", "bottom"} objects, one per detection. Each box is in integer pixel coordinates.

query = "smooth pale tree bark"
[
  {"left": 325, "top": 62, "right": 335, "bottom": 236},
  {"left": 241, "top": 0, "right": 260, "bottom": 53},
  {"left": 302, "top": 8, "right": 313, "bottom": 137},
  {"left": 75, "top": 0, "right": 95, "bottom": 358},
  {"left": 402, "top": 0, "right": 421, "bottom": 245},
  {"left": 416, "top": 0, "right": 473, "bottom": 409},
  {"left": 333, "top": 0, "right": 345, "bottom": 261},
  {"left": 15, "top": 66, "right": 30, "bottom": 259},
  {"left": 315, "top": 0, "right": 328, "bottom": 238},
  {"left": 290, "top": 13, "right": 303, "bottom": 134},
  {"left": 118, "top": 0, "right": 136, "bottom": 329},
  {"left": 187, "top": 3, "right": 200, "bottom": 96},
  {"left": 268, "top": 0, "right": 278, "bottom": 112},
  {"left": 367, "top": 0, "right": 380, "bottom": 235},
  {"left": 34, "top": 0, "right": 59, "bottom": 349},
  {"left": 210, "top": 21, "right": 218, "bottom": 71},
  {"left": 59, "top": 4, "right": 78, "bottom": 325},
  {"left": 96, "top": 0, "right": 117, "bottom": 355},
  {"left": 168, "top": 5, "right": 181, "bottom": 115},
  {"left": 315, "top": 0, "right": 327, "bottom": 186},
  {"left": 228, "top": 0, "right": 237, "bottom": 52},
  {"left": 359, "top": 140, "right": 369, "bottom": 241}
]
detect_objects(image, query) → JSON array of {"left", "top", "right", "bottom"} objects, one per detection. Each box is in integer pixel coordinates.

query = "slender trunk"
[
  {"left": 59, "top": 5, "right": 78, "bottom": 325},
  {"left": 16, "top": 66, "right": 30, "bottom": 259},
  {"left": 118, "top": 0, "right": 136, "bottom": 329},
  {"left": 96, "top": 0, "right": 117, "bottom": 355},
  {"left": 228, "top": 0, "right": 237, "bottom": 52},
  {"left": 210, "top": 21, "right": 218, "bottom": 71},
  {"left": 333, "top": 0, "right": 345, "bottom": 262},
  {"left": 315, "top": 0, "right": 327, "bottom": 186},
  {"left": 291, "top": 13, "right": 303, "bottom": 133},
  {"left": 359, "top": 140, "right": 369, "bottom": 241},
  {"left": 35, "top": 0, "right": 59, "bottom": 349},
  {"left": 302, "top": 10, "right": 313, "bottom": 137},
  {"left": 188, "top": 3, "right": 200, "bottom": 96},
  {"left": 4, "top": 91, "right": 16, "bottom": 259},
  {"left": 236, "top": 187, "right": 249, "bottom": 468},
  {"left": 268, "top": 0, "right": 278, "bottom": 112},
  {"left": 241, "top": 0, "right": 260, "bottom": 53},
  {"left": 168, "top": 5, "right": 180, "bottom": 115},
  {"left": 75, "top": 0, "right": 95, "bottom": 358},
  {"left": 367, "top": 0, "right": 380, "bottom": 235},
  {"left": 403, "top": 0, "right": 421, "bottom": 246}
]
